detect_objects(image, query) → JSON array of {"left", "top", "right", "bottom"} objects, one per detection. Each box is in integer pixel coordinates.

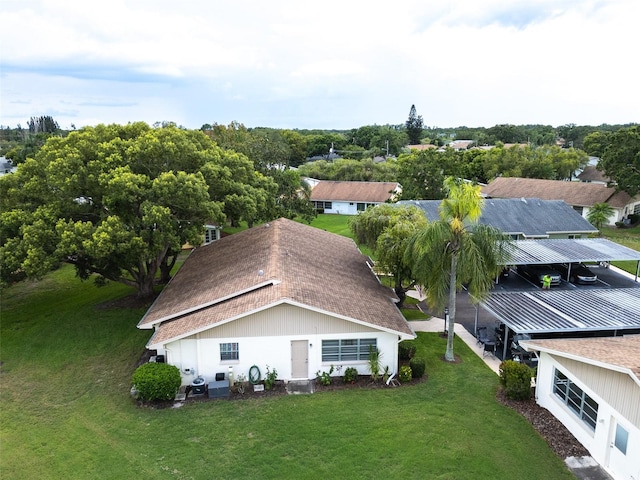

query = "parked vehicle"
[
  {"left": 555, "top": 263, "right": 598, "bottom": 284},
  {"left": 516, "top": 264, "right": 562, "bottom": 286}
]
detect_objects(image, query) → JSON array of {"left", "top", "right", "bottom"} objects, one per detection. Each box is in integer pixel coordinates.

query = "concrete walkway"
[{"left": 409, "top": 318, "right": 502, "bottom": 374}]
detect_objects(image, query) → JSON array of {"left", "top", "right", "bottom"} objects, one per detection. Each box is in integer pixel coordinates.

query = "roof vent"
[
  {"left": 265, "top": 223, "right": 270, "bottom": 228},
  {"left": 258, "top": 269, "right": 264, "bottom": 276},
  {"left": 520, "top": 197, "right": 527, "bottom": 203}
]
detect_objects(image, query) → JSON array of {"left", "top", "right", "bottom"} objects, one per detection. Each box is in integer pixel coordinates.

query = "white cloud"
[{"left": 1, "top": 0, "right": 638, "bottom": 129}]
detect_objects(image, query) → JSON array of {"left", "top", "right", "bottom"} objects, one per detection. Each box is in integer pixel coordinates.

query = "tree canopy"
[
  {"left": 405, "top": 105, "right": 424, "bottom": 145},
  {"left": 597, "top": 126, "right": 640, "bottom": 196},
  {"left": 349, "top": 204, "right": 427, "bottom": 306},
  {"left": 0, "top": 123, "right": 277, "bottom": 298}
]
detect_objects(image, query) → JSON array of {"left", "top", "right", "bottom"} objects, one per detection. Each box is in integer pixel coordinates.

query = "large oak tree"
[{"left": 0, "top": 123, "right": 275, "bottom": 298}]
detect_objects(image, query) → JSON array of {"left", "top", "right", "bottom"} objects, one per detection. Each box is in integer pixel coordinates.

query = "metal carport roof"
[
  {"left": 481, "top": 288, "right": 640, "bottom": 335},
  {"left": 506, "top": 238, "right": 640, "bottom": 268}
]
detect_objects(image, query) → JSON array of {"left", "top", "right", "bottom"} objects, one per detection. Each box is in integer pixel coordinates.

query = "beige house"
[
  {"left": 138, "top": 218, "right": 415, "bottom": 388},
  {"left": 482, "top": 177, "right": 639, "bottom": 225},
  {"left": 310, "top": 180, "right": 401, "bottom": 215},
  {"left": 522, "top": 336, "right": 640, "bottom": 480}
]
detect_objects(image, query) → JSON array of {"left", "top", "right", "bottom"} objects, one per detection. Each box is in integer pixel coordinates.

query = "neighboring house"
[
  {"left": 448, "top": 140, "right": 474, "bottom": 150},
  {"left": 482, "top": 177, "right": 640, "bottom": 226},
  {"left": 405, "top": 144, "right": 438, "bottom": 151},
  {"left": 521, "top": 336, "right": 640, "bottom": 480},
  {"left": 577, "top": 165, "right": 611, "bottom": 185},
  {"left": 310, "top": 180, "right": 401, "bottom": 215},
  {"left": 203, "top": 223, "right": 221, "bottom": 245},
  {"left": 400, "top": 198, "right": 598, "bottom": 239},
  {"left": 137, "top": 218, "right": 415, "bottom": 387}
]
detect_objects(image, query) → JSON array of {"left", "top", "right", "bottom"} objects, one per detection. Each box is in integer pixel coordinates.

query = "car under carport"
[{"left": 479, "top": 238, "right": 640, "bottom": 360}]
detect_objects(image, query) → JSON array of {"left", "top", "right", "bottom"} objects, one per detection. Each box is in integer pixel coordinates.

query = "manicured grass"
[
  {"left": 309, "top": 214, "right": 375, "bottom": 258},
  {"left": 600, "top": 224, "right": 640, "bottom": 274},
  {"left": 1, "top": 266, "right": 574, "bottom": 479},
  {"left": 309, "top": 213, "right": 353, "bottom": 238}
]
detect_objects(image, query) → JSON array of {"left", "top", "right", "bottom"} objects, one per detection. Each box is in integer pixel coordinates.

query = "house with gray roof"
[
  {"left": 400, "top": 198, "right": 598, "bottom": 239},
  {"left": 138, "top": 218, "right": 414, "bottom": 389},
  {"left": 481, "top": 177, "right": 639, "bottom": 226}
]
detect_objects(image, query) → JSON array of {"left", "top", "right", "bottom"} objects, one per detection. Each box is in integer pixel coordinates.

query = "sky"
[{"left": 1, "top": 0, "right": 638, "bottom": 131}]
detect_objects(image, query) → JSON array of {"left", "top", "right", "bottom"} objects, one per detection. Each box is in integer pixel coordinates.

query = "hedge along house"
[
  {"left": 137, "top": 218, "right": 415, "bottom": 388},
  {"left": 309, "top": 180, "right": 401, "bottom": 215},
  {"left": 521, "top": 336, "right": 640, "bottom": 480}
]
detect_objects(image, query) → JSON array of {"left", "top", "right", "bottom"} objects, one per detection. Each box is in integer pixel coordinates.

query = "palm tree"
[
  {"left": 405, "top": 178, "right": 512, "bottom": 362},
  {"left": 587, "top": 202, "right": 614, "bottom": 234}
]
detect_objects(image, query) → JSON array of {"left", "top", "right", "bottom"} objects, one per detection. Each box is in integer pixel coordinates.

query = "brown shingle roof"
[
  {"left": 139, "top": 218, "right": 414, "bottom": 345},
  {"left": 577, "top": 165, "right": 610, "bottom": 183},
  {"left": 523, "top": 335, "right": 640, "bottom": 384},
  {"left": 310, "top": 181, "right": 399, "bottom": 203},
  {"left": 482, "top": 177, "right": 632, "bottom": 208}
]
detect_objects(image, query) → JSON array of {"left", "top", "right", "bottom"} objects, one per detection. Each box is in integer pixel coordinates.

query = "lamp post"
[{"left": 443, "top": 307, "right": 449, "bottom": 335}]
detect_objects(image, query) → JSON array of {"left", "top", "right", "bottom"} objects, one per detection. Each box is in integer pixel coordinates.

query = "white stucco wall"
[
  {"left": 163, "top": 330, "right": 400, "bottom": 387},
  {"left": 535, "top": 352, "right": 640, "bottom": 480},
  {"left": 323, "top": 201, "right": 359, "bottom": 215}
]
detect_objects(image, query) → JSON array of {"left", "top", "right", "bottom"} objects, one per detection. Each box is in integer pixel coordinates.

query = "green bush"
[
  {"left": 499, "top": 360, "right": 533, "bottom": 400},
  {"left": 409, "top": 357, "right": 426, "bottom": 379},
  {"left": 132, "top": 362, "right": 181, "bottom": 402},
  {"left": 368, "top": 346, "right": 381, "bottom": 382},
  {"left": 398, "top": 340, "right": 416, "bottom": 360},
  {"left": 316, "top": 365, "right": 334, "bottom": 386},
  {"left": 398, "top": 365, "right": 412, "bottom": 383},
  {"left": 343, "top": 367, "right": 358, "bottom": 384},
  {"left": 265, "top": 365, "right": 278, "bottom": 390}
]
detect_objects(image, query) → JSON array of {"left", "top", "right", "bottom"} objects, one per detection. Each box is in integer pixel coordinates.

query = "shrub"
[
  {"left": 409, "top": 357, "right": 426, "bottom": 379},
  {"left": 316, "top": 365, "right": 335, "bottom": 386},
  {"left": 233, "top": 373, "right": 247, "bottom": 394},
  {"left": 368, "top": 346, "right": 381, "bottom": 382},
  {"left": 264, "top": 365, "right": 278, "bottom": 390},
  {"left": 398, "top": 340, "right": 416, "bottom": 360},
  {"left": 343, "top": 367, "right": 358, "bottom": 384},
  {"left": 398, "top": 365, "right": 412, "bottom": 383},
  {"left": 132, "top": 362, "right": 181, "bottom": 402},
  {"left": 499, "top": 360, "right": 533, "bottom": 400}
]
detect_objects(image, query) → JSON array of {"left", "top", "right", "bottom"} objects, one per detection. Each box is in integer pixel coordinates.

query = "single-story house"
[
  {"left": 521, "top": 336, "right": 640, "bottom": 480},
  {"left": 400, "top": 198, "right": 598, "bottom": 239},
  {"left": 481, "top": 177, "right": 640, "bottom": 226},
  {"left": 310, "top": 180, "right": 401, "bottom": 215},
  {"left": 137, "top": 218, "right": 415, "bottom": 387},
  {"left": 577, "top": 165, "right": 610, "bottom": 185}
]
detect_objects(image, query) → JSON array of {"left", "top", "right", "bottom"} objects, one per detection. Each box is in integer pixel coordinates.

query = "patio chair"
[
  {"left": 483, "top": 340, "right": 496, "bottom": 358},
  {"left": 476, "top": 326, "right": 490, "bottom": 345}
]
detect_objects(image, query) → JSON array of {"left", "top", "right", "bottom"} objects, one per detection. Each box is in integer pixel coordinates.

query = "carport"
[
  {"left": 504, "top": 238, "right": 640, "bottom": 281},
  {"left": 481, "top": 288, "right": 640, "bottom": 359},
  {"left": 480, "top": 238, "right": 640, "bottom": 360}
]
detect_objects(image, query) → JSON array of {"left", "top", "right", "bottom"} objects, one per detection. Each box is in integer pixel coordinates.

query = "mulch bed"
[{"left": 496, "top": 388, "right": 589, "bottom": 459}]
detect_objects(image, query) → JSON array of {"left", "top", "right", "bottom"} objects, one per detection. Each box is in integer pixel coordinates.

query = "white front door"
[
  {"left": 291, "top": 340, "right": 308, "bottom": 379},
  {"left": 606, "top": 416, "right": 632, "bottom": 480}
]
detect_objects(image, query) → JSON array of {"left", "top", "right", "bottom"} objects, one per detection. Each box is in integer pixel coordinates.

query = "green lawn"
[
  {"left": 600, "top": 224, "right": 640, "bottom": 274},
  {"left": 0, "top": 266, "right": 574, "bottom": 479}
]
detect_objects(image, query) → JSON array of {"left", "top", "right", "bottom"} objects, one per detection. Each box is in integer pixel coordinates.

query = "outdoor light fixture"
[{"left": 443, "top": 307, "right": 450, "bottom": 335}]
